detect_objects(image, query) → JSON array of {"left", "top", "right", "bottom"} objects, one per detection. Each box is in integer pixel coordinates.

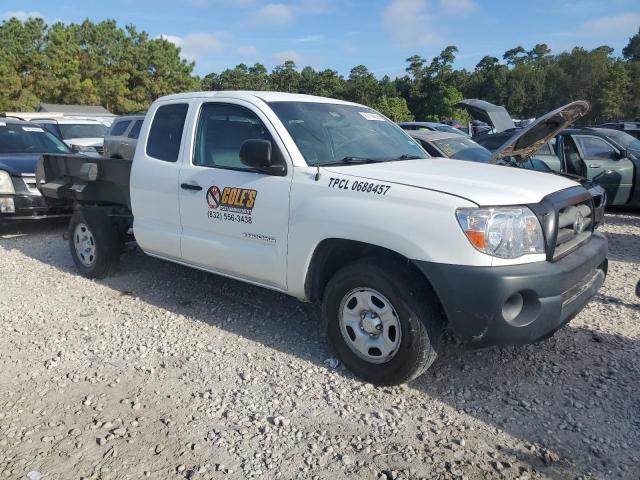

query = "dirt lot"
[{"left": 0, "top": 213, "right": 639, "bottom": 480}]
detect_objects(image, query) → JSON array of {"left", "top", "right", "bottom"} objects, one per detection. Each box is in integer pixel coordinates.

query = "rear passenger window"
[
  {"left": 110, "top": 121, "right": 130, "bottom": 136},
  {"left": 128, "top": 120, "right": 143, "bottom": 139},
  {"left": 146, "top": 104, "right": 188, "bottom": 162}
]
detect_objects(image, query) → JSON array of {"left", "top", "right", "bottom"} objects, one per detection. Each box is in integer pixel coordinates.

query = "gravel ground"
[{"left": 0, "top": 213, "right": 639, "bottom": 480}]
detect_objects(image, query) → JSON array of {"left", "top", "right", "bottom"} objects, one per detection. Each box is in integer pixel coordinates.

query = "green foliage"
[
  {"left": 0, "top": 17, "right": 199, "bottom": 113},
  {"left": 1, "top": 16, "right": 638, "bottom": 125},
  {"left": 623, "top": 28, "right": 640, "bottom": 61},
  {"left": 372, "top": 96, "right": 413, "bottom": 122}
]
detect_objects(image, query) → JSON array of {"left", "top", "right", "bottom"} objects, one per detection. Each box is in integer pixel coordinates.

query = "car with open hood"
[
  {"left": 457, "top": 99, "right": 640, "bottom": 209},
  {"left": 407, "top": 105, "right": 607, "bottom": 225},
  {"left": 0, "top": 116, "right": 74, "bottom": 223},
  {"left": 36, "top": 91, "right": 607, "bottom": 385}
]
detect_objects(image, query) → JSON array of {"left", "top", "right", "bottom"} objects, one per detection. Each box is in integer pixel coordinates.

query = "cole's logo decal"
[
  {"left": 206, "top": 185, "right": 258, "bottom": 223},
  {"left": 206, "top": 185, "right": 257, "bottom": 213}
]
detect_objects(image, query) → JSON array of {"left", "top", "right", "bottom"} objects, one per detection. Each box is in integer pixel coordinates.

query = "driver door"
[
  {"left": 178, "top": 100, "right": 292, "bottom": 289},
  {"left": 573, "top": 134, "right": 633, "bottom": 205}
]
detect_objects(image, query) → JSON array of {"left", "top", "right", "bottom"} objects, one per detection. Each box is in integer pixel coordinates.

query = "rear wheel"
[
  {"left": 323, "top": 259, "right": 442, "bottom": 385},
  {"left": 69, "top": 209, "right": 121, "bottom": 278}
]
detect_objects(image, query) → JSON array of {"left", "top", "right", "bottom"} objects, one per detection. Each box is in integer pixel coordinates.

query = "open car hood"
[
  {"left": 490, "top": 100, "right": 590, "bottom": 163},
  {"left": 454, "top": 99, "right": 515, "bottom": 133}
]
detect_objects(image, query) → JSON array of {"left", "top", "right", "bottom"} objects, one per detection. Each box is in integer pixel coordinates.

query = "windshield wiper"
[
  {"left": 391, "top": 154, "right": 423, "bottom": 160},
  {"left": 316, "top": 156, "right": 381, "bottom": 166}
]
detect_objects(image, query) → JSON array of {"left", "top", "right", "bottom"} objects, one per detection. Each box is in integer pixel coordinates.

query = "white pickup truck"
[{"left": 37, "top": 91, "right": 608, "bottom": 385}]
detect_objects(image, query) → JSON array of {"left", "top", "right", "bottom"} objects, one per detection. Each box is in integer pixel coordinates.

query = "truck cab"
[{"left": 38, "top": 91, "right": 608, "bottom": 385}]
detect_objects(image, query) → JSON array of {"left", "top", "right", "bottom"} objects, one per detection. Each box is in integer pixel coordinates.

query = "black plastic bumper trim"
[{"left": 414, "top": 232, "right": 608, "bottom": 346}]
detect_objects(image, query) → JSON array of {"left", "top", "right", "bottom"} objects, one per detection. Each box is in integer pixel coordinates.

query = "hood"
[
  {"left": 64, "top": 138, "right": 103, "bottom": 147},
  {"left": 324, "top": 158, "right": 580, "bottom": 206},
  {"left": 454, "top": 99, "right": 515, "bottom": 133},
  {"left": 0, "top": 153, "right": 42, "bottom": 175},
  {"left": 491, "top": 101, "right": 590, "bottom": 163}
]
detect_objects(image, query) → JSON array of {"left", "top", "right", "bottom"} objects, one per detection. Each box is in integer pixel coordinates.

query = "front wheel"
[
  {"left": 69, "top": 209, "right": 121, "bottom": 279},
  {"left": 323, "top": 259, "right": 442, "bottom": 385}
]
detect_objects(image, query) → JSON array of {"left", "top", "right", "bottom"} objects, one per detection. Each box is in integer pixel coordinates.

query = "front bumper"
[
  {"left": 415, "top": 232, "right": 608, "bottom": 346},
  {"left": 0, "top": 193, "right": 72, "bottom": 221}
]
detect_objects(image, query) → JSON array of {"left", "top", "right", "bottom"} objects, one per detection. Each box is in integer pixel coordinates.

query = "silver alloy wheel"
[
  {"left": 74, "top": 222, "right": 96, "bottom": 267},
  {"left": 338, "top": 287, "right": 402, "bottom": 364}
]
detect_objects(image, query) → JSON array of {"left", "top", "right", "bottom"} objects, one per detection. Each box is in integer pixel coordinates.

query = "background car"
[
  {"left": 407, "top": 110, "right": 607, "bottom": 225},
  {"left": 103, "top": 114, "right": 145, "bottom": 160},
  {"left": 32, "top": 118, "right": 108, "bottom": 157},
  {"left": 408, "top": 130, "right": 491, "bottom": 162},
  {"left": 456, "top": 99, "right": 640, "bottom": 208},
  {"left": 0, "top": 116, "right": 73, "bottom": 223},
  {"left": 597, "top": 121, "right": 640, "bottom": 139},
  {"left": 399, "top": 121, "right": 469, "bottom": 136}
]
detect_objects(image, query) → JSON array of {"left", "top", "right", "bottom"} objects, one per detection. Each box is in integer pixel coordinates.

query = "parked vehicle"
[
  {"left": 103, "top": 115, "right": 145, "bottom": 160},
  {"left": 32, "top": 118, "right": 108, "bottom": 157},
  {"left": 597, "top": 121, "right": 640, "bottom": 139},
  {"left": 407, "top": 126, "right": 606, "bottom": 226},
  {"left": 408, "top": 130, "right": 491, "bottom": 162},
  {"left": 455, "top": 99, "right": 515, "bottom": 133},
  {"left": 399, "top": 121, "right": 469, "bottom": 136},
  {"left": 37, "top": 91, "right": 607, "bottom": 385},
  {"left": 457, "top": 100, "right": 640, "bottom": 208},
  {"left": 0, "top": 116, "right": 73, "bottom": 223},
  {"left": 593, "top": 127, "right": 640, "bottom": 159}
]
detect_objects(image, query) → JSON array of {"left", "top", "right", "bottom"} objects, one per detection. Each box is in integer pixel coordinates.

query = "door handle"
[
  {"left": 181, "top": 183, "right": 202, "bottom": 191},
  {"left": 589, "top": 164, "right": 601, "bottom": 168}
]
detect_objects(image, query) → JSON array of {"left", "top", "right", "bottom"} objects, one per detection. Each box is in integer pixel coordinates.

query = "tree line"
[{"left": 1, "top": 17, "right": 639, "bottom": 124}]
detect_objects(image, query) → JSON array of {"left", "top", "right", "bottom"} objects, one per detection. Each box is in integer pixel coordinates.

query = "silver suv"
[{"left": 103, "top": 115, "right": 144, "bottom": 160}]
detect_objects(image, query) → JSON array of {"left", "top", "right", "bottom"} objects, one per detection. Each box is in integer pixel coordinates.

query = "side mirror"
[
  {"left": 239, "top": 139, "right": 285, "bottom": 175},
  {"left": 618, "top": 148, "right": 629, "bottom": 159}
]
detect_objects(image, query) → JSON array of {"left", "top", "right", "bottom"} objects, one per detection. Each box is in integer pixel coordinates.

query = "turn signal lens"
[{"left": 464, "top": 230, "right": 486, "bottom": 250}]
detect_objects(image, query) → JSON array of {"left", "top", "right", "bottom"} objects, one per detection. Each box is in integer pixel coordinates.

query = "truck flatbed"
[{"left": 37, "top": 154, "right": 132, "bottom": 209}]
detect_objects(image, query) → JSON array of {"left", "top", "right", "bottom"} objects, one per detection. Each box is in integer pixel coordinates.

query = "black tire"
[
  {"left": 323, "top": 258, "right": 442, "bottom": 385},
  {"left": 68, "top": 208, "right": 121, "bottom": 279}
]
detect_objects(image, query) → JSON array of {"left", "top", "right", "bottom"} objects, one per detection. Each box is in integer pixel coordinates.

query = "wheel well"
[{"left": 304, "top": 239, "right": 445, "bottom": 317}]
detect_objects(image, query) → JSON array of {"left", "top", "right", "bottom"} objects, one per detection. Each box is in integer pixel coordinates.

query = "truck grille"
[
  {"left": 529, "top": 186, "right": 595, "bottom": 262},
  {"left": 554, "top": 200, "right": 592, "bottom": 260}
]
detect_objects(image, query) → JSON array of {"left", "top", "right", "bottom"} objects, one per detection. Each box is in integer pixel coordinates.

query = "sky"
[{"left": 2, "top": 0, "right": 639, "bottom": 77}]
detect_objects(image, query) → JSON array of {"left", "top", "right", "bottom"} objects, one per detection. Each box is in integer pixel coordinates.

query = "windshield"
[
  {"left": 600, "top": 129, "right": 640, "bottom": 154},
  {"left": 0, "top": 123, "right": 71, "bottom": 154},
  {"left": 58, "top": 124, "right": 108, "bottom": 139},
  {"left": 432, "top": 137, "right": 492, "bottom": 162},
  {"left": 268, "top": 102, "right": 427, "bottom": 165}
]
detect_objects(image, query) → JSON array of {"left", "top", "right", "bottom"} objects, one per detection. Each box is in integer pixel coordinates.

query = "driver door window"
[
  {"left": 575, "top": 136, "right": 617, "bottom": 161},
  {"left": 194, "top": 103, "right": 282, "bottom": 170}
]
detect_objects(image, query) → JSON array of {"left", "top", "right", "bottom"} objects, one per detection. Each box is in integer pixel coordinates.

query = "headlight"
[
  {"left": 456, "top": 207, "right": 545, "bottom": 259},
  {"left": 0, "top": 170, "right": 15, "bottom": 194}
]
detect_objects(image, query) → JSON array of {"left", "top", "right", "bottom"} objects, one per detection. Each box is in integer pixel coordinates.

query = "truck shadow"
[{"left": 2, "top": 224, "right": 639, "bottom": 479}]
